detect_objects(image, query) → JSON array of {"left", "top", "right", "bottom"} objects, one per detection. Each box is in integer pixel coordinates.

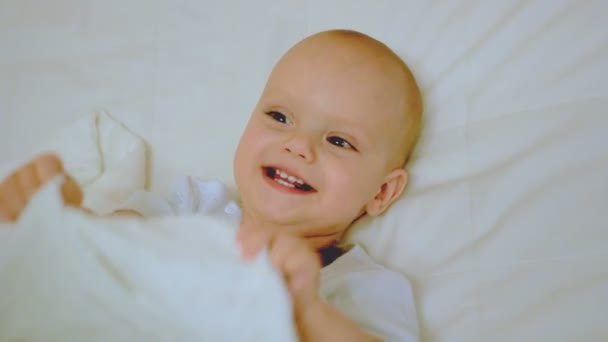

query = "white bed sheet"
[{"left": 1, "top": 1, "right": 607, "bottom": 340}]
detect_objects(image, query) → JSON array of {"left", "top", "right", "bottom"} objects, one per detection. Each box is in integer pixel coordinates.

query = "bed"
[{"left": 1, "top": 0, "right": 607, "bottom": 340}]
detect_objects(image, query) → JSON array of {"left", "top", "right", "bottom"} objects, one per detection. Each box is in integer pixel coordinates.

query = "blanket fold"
[{"left": 0, "top": 177, "right": 296, "bottom": 341}]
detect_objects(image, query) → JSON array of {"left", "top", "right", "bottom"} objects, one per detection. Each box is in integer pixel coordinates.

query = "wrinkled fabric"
[{"left": 0, "top": 177, "right": 296, "bottom": 342}]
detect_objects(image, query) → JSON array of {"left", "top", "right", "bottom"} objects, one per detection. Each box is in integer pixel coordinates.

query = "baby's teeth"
[
  {"left": 275, "top": 169, "right": 305, "bottom": 186},
  {"left": 276, "top": 179, "right": 295, "bottom": 188}
]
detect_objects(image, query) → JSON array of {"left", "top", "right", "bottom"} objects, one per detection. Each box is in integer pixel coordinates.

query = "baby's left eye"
[
  {"left": 265, "top": 111, "right": 290, "bottom": 124},
  {"left": 327, "top": 136, "right": 356, "bottom": 150}
]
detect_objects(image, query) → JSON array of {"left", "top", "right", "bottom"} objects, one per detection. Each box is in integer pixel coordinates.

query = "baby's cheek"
[{"left": 326, "top": 172, "right": 367, "bottom": 210}]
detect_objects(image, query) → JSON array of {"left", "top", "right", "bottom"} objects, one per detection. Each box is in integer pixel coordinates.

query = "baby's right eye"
[{"left": 265, "top": 111, "right": 290, "bottom": 124}]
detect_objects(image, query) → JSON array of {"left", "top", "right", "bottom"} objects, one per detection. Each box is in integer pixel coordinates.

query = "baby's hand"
[{"left": 237, "top": 223, "right": 322, "bottom": 310}]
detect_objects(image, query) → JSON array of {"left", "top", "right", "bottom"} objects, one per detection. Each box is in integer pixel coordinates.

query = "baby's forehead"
[
  {"left": 272, "top": 45, "right": 409, "bottom": 102},
  {"left": 291, "top": 32, "right": 403, "bottom": 72}
]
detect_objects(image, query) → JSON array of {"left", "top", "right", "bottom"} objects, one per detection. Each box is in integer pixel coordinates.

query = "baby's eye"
[
  {"left": 327, "top": 136, "right": 357, "bottom": 151},
  {"left": 265, "top": 111, "right": 290, "bottom": 124}
]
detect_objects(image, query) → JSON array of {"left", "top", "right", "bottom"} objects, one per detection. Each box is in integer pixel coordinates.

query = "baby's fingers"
[{"left": 270, "top": 235, "right": 320, "bottom": 289}]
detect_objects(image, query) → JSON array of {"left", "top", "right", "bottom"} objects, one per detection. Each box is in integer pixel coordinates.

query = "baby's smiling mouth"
[{"left": 263, "top": 167, "right": 316, "bottom": 192}]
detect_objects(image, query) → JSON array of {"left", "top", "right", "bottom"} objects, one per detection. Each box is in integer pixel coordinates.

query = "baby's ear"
[{"left": 365, "top": 169, "right": 408, "bottom": 217}]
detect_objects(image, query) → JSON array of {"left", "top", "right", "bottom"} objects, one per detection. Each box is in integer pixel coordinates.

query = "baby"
[{"left": 0, "top": 29, "right": 422, "bottom": 341}]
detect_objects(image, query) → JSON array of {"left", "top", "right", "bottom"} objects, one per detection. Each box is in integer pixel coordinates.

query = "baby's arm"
[{"left": 297, "top": 300, "right": 381, "bottom": 342}]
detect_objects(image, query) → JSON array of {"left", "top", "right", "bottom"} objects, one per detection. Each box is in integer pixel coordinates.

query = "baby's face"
[{"left": 234, "top": 33, "right": 411, "bottom": 249}]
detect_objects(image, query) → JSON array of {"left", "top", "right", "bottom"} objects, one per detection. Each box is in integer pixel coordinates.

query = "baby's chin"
[
  {"left": 244, "top": 204, "right": 311, "bottom": 231},
  {"left": 254, "top": 206, "right": 305, "bottom": 227},
  {"left": 241, "top": 198, "right": 295, "bottom": 226}
]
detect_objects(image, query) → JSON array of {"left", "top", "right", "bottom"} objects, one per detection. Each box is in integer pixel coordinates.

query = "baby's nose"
[{"left": 284, "top": 135, "right": 315, "bottom": 162}]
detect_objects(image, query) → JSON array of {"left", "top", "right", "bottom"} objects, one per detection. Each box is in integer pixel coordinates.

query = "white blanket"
[{"left": 0, "top": 177, "right": 296, "bottom": 341}]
